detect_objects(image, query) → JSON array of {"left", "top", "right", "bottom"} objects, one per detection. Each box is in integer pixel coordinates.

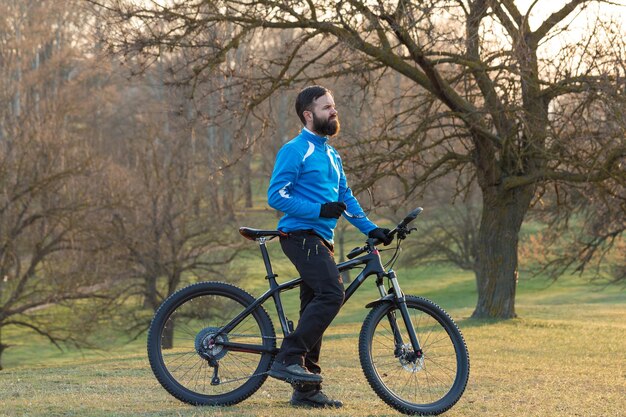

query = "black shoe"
[
  {"left": 290, "top": 387, "right": 343, "bottom": 408},
  {"left": 268, "top": 361, "right": 323, "bottom": 384}
]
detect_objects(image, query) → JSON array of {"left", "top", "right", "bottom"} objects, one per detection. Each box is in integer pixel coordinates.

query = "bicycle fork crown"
[{"left": 387, "top": 270, "right": 404, "bottom": 297}]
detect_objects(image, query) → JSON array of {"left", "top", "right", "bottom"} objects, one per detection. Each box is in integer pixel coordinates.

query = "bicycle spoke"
[
  {"left": 150, "top": 283, "right": 275, "bottom": 402},
  {"left": 367, "top": 302, "right": 462, "bottom": 407}
]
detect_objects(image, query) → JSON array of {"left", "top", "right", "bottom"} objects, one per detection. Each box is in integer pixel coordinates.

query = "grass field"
[{"left": 1, "top": 264, "right": 625, "bottom": 416}]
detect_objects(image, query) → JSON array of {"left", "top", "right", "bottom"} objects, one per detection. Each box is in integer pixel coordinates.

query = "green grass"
[{"left": 1, "top": 263, "right": 625, "bottom": 416}]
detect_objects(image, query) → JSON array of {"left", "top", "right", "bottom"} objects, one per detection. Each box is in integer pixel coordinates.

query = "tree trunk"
[
  {"left": 222, "top": 124, "right": 235, "bottom": 220},
  {"left": 472, "top": 185, "right": 534, "bottom": 318},
  {"left": 160, "top": 272, "right": 182, "bottom": 349},
  {"left": 143, "top": 274, "right": 159, "bottom": 310},
  {"left": 167, "top": 271, "right": 181, "bottom": 298},
  {"left": 242, "top": 152, "right": 253, "bottom": 208}
]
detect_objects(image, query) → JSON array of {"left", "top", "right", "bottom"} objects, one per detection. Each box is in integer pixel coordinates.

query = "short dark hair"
[{"left": 295, "top": 85, "right": 332, "bottom": 125}]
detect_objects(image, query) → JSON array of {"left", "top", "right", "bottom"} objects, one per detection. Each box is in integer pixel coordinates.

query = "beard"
[{"left": 312, "top": 112, "right": 340, "bottom": 137}]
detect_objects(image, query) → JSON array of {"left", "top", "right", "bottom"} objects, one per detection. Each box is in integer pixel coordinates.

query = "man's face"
[{"left": 308, "top": 93, "right": 340, "bottom": 137}]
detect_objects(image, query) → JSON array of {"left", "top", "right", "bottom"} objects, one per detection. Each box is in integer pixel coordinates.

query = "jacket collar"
[{"left": 301, "top": 127, "right": 328, "bottom": 145}]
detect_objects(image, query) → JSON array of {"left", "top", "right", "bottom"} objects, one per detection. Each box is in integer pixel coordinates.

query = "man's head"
[{"left": 295, "top": 85, "right": 340, "bottom": 137}]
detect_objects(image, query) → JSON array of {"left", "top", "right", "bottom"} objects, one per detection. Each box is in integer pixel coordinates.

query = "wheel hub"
[
  {"left": 195, "top": 327, "right": 229, "bottom": 361},
  {"left": 397, "top": 343, "right": 425, "bottom": 372}
]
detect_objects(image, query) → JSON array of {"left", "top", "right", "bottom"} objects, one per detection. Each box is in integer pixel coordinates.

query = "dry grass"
[
  {"left": 2, "top": 265, "right": 624, "bottom": 416},
  {"left": 2, "top": 301, "right": 625, "bottom": 417}
]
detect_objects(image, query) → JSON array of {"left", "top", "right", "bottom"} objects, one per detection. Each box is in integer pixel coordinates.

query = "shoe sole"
[
  {"left": 268, "top": 370, "right": 323, "bottom": 384},
  {"left": 289, "top": 399, "right": 342, "bottom": 408}
]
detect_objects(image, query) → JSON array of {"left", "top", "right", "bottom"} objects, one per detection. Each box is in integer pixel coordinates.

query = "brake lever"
[
  {"left": 366, "top": 237, "right": 378, "bottom": 247},
  {"left": 395, "top": 226, "right": 416, "bottom": 240}
]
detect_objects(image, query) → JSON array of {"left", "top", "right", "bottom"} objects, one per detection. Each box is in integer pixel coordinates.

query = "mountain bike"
[{"left": 147, "top": 207, "right": 470, "bottom": 415}]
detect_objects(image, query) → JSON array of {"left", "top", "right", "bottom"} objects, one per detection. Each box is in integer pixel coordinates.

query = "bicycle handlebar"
[
  {"left": 347, "top": 207, "right": 423, "bottom": 259},
  {"left": 396, "top": 207, "right": 424, "bottom": 230}
]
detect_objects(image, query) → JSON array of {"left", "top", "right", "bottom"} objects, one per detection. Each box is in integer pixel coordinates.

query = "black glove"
[
  {"left": 320, "top": 202, "right": 347, "bottom": 219},
  {"left": 368, "top": 227, "right": 393, "bottom": 245}
]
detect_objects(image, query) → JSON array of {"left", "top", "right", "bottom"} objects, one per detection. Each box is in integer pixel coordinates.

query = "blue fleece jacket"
[{"left": 267, "top": 128, "right": 377, "bottom": 243}]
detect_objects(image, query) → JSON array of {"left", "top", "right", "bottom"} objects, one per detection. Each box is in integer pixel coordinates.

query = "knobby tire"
[
  {"left": 359, "top": 296, "right": 469, "bottom": 415},
  {"left": 147, "top": 281, "right": 276, "bottom": 406}
]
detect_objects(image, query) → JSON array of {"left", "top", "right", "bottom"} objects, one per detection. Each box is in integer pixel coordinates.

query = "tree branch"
[
  {"left": 380, "top": 13, "right": 472, "bottom": 114},
  {"left": 499, "top": 0, "right": 524, "bottom": 27},
  {"left": 531, "top": 0, "right": 590, "bottom": 45},
  {"left": 466, "top": 0, "right": 513, "bottom": 139},
  {"left": 490, "top": 0, "right": 520, "bottom": 40},
  {"left": 2, "top": 320, "right": 64, "bottom": 350},
  {"left": 540, "top": 74, "right": 620, "bottom": 102},
  {"left": 502, "top": 146, "right": 626, "bottom": 190}
]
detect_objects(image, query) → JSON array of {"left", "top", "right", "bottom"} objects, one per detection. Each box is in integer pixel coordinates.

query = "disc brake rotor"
[{"left": 398, "top": 343, "right": 425, "bottom": 372}]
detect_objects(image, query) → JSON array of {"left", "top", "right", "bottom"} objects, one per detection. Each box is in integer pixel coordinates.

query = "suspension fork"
[
  {"left": 375, "top": 274, "right": 404, "bottom": 351},
  {"left": 384, "top": 270, "right": 423, "bottom": 357}
]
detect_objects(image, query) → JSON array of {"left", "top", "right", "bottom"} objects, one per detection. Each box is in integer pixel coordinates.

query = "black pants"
[{"left": 276, "top": 231, "right": 345, "bottom": 374}]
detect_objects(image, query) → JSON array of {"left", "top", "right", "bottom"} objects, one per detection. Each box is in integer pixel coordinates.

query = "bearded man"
[{"left": 267, "top": 85, "right": 392, "bottom": 408}]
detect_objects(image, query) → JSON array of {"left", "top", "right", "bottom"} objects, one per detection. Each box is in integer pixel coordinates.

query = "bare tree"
[
  {"left": 401, "top": 203, "right": 481, "bottom": 273},
  {"left": 528, "top": 177, "right": 625, "bottom": 284},
  {"left": 92, "top": 0, "right": 625, "bottom": 318},
  {"left": 0, "top": 0, "right": 116, "bottom": 369},
  {"left": 97, "top": 75, "right": 245, "bottom": 346}
]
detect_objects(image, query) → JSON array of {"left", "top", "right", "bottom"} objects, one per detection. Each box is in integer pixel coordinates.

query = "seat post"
[{"left": 258, "top": 237, "right": 278, "bottom": 284}]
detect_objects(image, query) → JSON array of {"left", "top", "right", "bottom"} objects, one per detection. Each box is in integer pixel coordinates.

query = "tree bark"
[
  {"left": 242, "top": 151, "right": 253, "bottom": 208},
  {"left": 159, "top": 273, "right": 182, "bottom": 349},
  {"left": 472, "top": 185, "right": 534, "bottom": 318},
  {"left": 143, "top": 273, "right": 159, "bottom": 310}
]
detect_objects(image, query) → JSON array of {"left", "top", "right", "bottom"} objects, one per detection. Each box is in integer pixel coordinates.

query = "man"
[{"left": 267, "top": 85, "right": 391, "bottom": 408}]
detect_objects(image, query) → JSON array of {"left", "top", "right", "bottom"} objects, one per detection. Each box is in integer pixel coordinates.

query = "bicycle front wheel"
[
  {"left": 359, "top": 296, "right": 469, "bottom": 415},
  {"left": 147, "top": 281, "right": 276, "bottom": 406}
]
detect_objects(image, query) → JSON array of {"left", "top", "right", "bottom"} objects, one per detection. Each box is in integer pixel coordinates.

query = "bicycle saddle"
[{"left": 239, "top": 227, "right": 283, "bottom": 240}]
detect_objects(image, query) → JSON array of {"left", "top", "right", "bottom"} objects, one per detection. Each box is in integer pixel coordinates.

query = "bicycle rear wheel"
[
  {"left": 359, "top": 296, "right": 469, "bottom": 415},
  {"left": 147, "top": 281, "right": 276, "bottom": 406}
]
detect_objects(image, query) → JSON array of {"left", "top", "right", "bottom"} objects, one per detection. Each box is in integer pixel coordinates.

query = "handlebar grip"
[{"left": 398, "top": 207, "right": 423, "bottom": 228}]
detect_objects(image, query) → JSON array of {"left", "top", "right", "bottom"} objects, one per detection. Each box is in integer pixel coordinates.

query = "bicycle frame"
[{"left": 216, "top": 236, "right": 422, "bottom": 357}]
